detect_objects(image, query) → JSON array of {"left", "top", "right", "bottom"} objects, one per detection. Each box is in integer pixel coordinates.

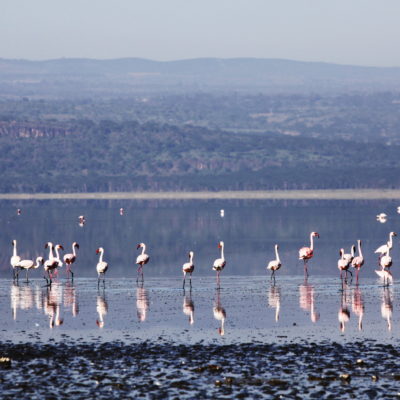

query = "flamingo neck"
[
  {"left": 389, "top": 233, "right": 394, "bottom": 248},
  {"left": 73, "top": 244, "right": 77, "bottom": 257},
  {"left": 48, "top": 243, "right": 54, "bottom": 260},
  {"left": 13, "top": 242, "right": 17, "bottom": 257},
  {"left": 141, "top": 245, "right": 146, "bottom": 255},
  {"left": 309, "top": 234, "right": 314, "bottom": 250},
  {"left": 275, "top": 245, "right": 280, "bottom": 262},
  {"left": 220, "top": 244, "right": 225, "bottom": 260},
  {"left": 54, "top": 247, "right": 61, "bottom": 259},
  {"left": 99, "top": 250, "right": 104, "bottom": 263},
  {"left": 358, "top": 240, "right": 363, "bottom": 258},
  {"left": 189, "top": 252, "right": 194, "bottom": 263}
]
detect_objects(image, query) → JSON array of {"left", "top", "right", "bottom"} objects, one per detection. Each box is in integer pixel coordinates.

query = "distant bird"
[
  {"left": 267, "top": 244, "right": 282, "bottom": 282},
  {"left": 375, "top": 232, "right": 397, "bottom": 260},
  {"left": 397, "top": 206, "right": 400, "bottom": 214},
  {"left": 119, "top": 208, "right": 124, "bottom": 216},
  {"left": 220, "top": 209, "right": 225, "bottom": 218},
  {"left": 16, "top": 257, "right": 44, "bottom": 282},
  {"left": 337, "top": 248, "right": 351, "bottom": 280},
  {"left": 63, "top": 242, "right": 79, "bottom": 280},
  {"left": 78, "top": 215, "right": 86, "bottom": 227},
  {"left": 136, "top": 243, "right": 150, "bottom": 282},
  {"left": 96, "top": 247, "right": 108, "bottom": 286},
  {"left": 298, "top": 232, "right": 319, "bottom": 276},
  {"left": 351, "top": 239, "right": 364, "bottom": 283},
  {"left": 17, "top": 208, "right": 21, "bottom": 215},
  {"left": 376, "top": 213, "right": 387, "bottom": 219},
  {"left": 212, "top": 241, "right": 226, "bottom": 288},
  {"left": 182, "top": 251, "right": 195, "bottom": 289},
  {"left": 10, "top": 240, "right": 21, "bottom": 280}
]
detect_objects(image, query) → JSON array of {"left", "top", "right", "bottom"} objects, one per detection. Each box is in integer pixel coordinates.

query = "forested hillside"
[{"left": 1, "top": 117, "right": 400, "bottom": 193}]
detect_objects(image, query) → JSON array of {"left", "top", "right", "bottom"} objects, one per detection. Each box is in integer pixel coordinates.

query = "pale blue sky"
[{"left": 2, "top": 0, "right": 400, "bottom": 66}]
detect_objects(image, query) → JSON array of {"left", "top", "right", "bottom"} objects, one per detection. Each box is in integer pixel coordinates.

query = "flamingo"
[
  {"left": 136, "top": 243, "right": 150, "bottom": 282},
  {"left": 119, "top": 208, "right": 124, "bottom": 216},
  {"left": 380, "top": 242, "right": 393, "bottom": 270},
  {"left": 63, "top": 242, "right": 79, "bottom": 280},
  {"left": 96, "top": 247, "right": 108, "bottom": 287},
  {"left": 212, "top": 241, "right": 226, "bottom": 288},
  {"left": 351, "top": 239, "right": 364, "bottom": 283},
  {"left": 337, "top": 248, "right": 351, "bottom": 280},
  {"left": 16, "top": 257, "right": 44, "bottom": 282},
  {"left": 298, "top": 232, "right": 319, "bottom": 276},
  {"left": 182, "top": 251, "right": 195, "bottom": 289},
  {"left": 267, "top": 244, "right": 282, "bottom": 282},
  {"left": 375, "top": 232, "right": 397, "bottom": 260},
  {"left": 10, "top": 240, "right": 21, "bottom": 280},
  {"left": 44, "top": 242, "right": 62, "bottom": 285}
]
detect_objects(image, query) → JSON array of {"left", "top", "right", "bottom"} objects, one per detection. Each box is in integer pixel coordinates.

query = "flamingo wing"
[{"left": 299, "top": 247, "right": 313, "bottom": 260}]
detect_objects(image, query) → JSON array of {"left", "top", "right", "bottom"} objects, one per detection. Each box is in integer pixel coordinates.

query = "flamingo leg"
[
  {"left": 216, "top": 271, "right": 220, "bottom": 288},
  {"left": 26, "top": 269, "right": 29, "bottom": 283},
  {"left": 271, "top": 270, "right": 276, "bottom": 284},
  {"left": 70, "top": 269, "right": 74, "bottom": 281},
  {"left": 183, "top": 273, "right": 186, "bottom": 289},
  {"left": 304, "top": 260, "right": 309, "bottom": 277},
  {"left": 189, "top": 273, "right": 192, "bottom": 289}
]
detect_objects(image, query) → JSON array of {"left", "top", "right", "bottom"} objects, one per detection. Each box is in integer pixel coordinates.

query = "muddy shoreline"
[{"left": 1, "top": 340, "right": 400, "bottom": 399}]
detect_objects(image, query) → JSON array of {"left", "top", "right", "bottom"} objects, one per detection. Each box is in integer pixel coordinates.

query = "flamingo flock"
[{"left": 7, "top": 221, "right": 398, "bottom": 289}]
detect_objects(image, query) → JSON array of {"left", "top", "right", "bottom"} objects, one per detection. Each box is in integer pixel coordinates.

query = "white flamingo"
[
  {"left": 44, "top": 242, "right": 62, "bottom": 285},
  {"left": 182, "top": 251, "right": 195, "bottom": 289},
  {"left": 10, "top": 240, "right": 21, "bottom": 280},
  {"left": 212, "top": 241, "right": 226, "bottom": 288},
  {"left": 337, "top": 248, "right": 351, "bottom": 280},
  {"left": 298, "top": 232, "right": 319, "bottom": 276},
  {"left": 96, "top": 247, "right": 108, "bottom": 287},
  {"left": 267, "top": 244, "right": 282, "bottom": 282},
  {"left": 375, "top": 232, "right": 397, "bottom": 260},
  {"left": 351, "top": 239, "right": 364, "bottom": 283},
  {"left": 136, "top": 243, "right": 150, "bottom": 282},
  {"left": 380, "top": 242, "right": 393, "bottom": 270},
  {"left": 63, "top": 242, "right": 79, "bottom": 280},
  {"left": 16, "top": 257, "right": 44, "bottom": 282}
]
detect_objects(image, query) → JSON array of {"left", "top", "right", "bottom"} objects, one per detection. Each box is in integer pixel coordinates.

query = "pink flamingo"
[
  {"left": 63, "top": 242, "right": 79, "bottom": 280},
  {"left": 182, "top": 251, "right": 195, "bottom": 289},
  {"left": 212, "top": 241, "right": 226, "bottom": 288},
  {"left": 96, "top": 247, "right": 108, "bottom": 287},
  {"left": 298, "top": 232, "right": 319, "bottom": 276},
  {"left": 267, "top": 244, "right": 282, "bottom": 283},
  {"left": 351, "top": 239, "right": 364, "bottom": 283},
  {"left": 337, "top": 248, "right": 351, "bottom": 280},
  {"left": 136, "top": 243, "right": 150, "bottom": 282}
]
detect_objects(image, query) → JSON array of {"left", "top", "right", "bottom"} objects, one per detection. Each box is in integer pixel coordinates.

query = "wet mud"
[{"left": 1, "top": 340, "right": 400, "bottom": 399}]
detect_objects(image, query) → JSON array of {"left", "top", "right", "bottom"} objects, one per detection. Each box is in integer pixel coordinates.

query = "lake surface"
[{"left": 1, "top": 198, "right": 400, "bottom": 344}]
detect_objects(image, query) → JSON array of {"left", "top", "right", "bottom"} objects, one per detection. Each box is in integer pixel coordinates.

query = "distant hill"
[{"left": 2, "top": 57, "right": 400, "bottom": 98}]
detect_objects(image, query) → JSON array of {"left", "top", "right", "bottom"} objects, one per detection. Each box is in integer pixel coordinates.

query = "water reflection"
[
  {"left": 10, "top": 282, "right": 40, "bottom": 320},
  {"left": 96, "top": 289, "right": 108, "bottom": 328},
  {"left": 338, "top": 282, "right": 351, "bottom": 332},
  {"left": 182, "top": 290, "right": 195, "bottom": 325},
  {"left": 351, "top": 285, "right": 364, "bottom": 331},
  {"left": 267, "top": 284, "right": 281, "bottom": 322},
  {"left": 299, "top": 278, "right": 319, "bottom": 323},
  {"left": 213, "top": 290, "right": 226, "bottom": 336},
  {"left": 136, "top": 284, "right": 149, "bottom": 322},
  {"left": 43, "top": 283, "right": 64, "bottom": 328},
  {"left": 64, "top": 281, "right": 79, "bottom": 317},
  {"left": 380, "top": 286, "right": 393, "bottom": 331}
]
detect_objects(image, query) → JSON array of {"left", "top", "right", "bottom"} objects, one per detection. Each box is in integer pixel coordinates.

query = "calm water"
[{"left": 1, "top": 199, "right": 400, "bottom": 344}]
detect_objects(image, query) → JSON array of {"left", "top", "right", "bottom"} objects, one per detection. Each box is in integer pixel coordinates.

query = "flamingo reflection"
[
  {"left": 299, "top": 278, "right": 320, "bottom": 323},
  {"left": 267, "top": 284, "right": 281, "bottom": 322},
  {"left": 96, "top": 289, "right": 108, "bottom": 328},
  {"left": 64, "top": 281, "right": 79, "bottom": 317},
  {"left": 10, "top": 282, "right": 35, "bottom": 320},
  {"left": 381, "top": 286, "right": 393, "bottom": 331},
  {"left": 43, "top": 283, "right": 64, "bottom": 328},
  {"left": 182, "top": 290, "right": 195, "bottom": 325},
  {"left": 351, "top": 285, "right": 364, "bottom": 331},
  {"left": 136, "top": 284, "right": 149, "bottom": 322},
  {"left": 338, "top": 281, "right": 351, "bottom": 332},
  {"left": 213, "top": 289, "right": 226, "bottom": 336}
]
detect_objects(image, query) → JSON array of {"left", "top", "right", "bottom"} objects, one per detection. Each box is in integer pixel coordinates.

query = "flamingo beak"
[
  {"left": 137, "top": 244, "right": 141, "bottom": 249},
  {"left": 59, "top": 245, "right": 64, "bottom": 250},
  {"left": 96, "top": 249, "right": 100, "bottom": 254},
  {"left": 45, "top": 243, "right": 48, "bottom": 249}
]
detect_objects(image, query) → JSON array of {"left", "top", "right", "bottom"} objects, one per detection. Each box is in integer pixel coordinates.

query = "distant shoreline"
[{"left": 0, "top": 189, "right": 400, "bottom": 200}]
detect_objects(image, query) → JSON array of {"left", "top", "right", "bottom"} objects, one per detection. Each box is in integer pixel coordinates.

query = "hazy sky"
[{"left": 2, "top": 0, "right": 400, "bottom": 66}]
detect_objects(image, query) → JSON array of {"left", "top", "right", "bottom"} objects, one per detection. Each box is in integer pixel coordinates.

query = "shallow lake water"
[{"left": 2, "top": 199, "right": 400, "bottom": 398}]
